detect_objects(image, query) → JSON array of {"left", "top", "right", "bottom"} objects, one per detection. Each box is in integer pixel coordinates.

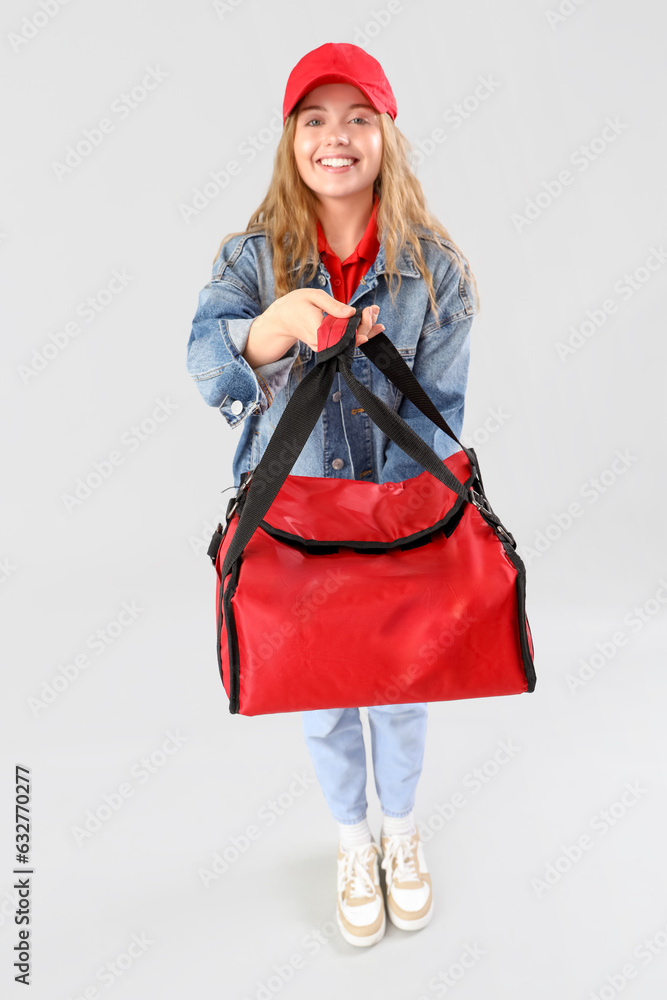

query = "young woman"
[{"left": 186, "top": 42, "right": 479, "bottom": 948}]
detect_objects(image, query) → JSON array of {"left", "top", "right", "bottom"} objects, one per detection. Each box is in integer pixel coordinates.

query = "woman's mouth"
[{"left": 316, "top": 157, "right": 358, "bottom": 173}]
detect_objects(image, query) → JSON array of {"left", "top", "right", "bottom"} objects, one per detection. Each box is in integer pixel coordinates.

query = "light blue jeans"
[{"left": 301, "top": 703, "right": 429, "bottom": 824}]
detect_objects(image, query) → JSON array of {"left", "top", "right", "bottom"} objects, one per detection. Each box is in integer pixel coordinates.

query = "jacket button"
[
  {"left": 332, "top": 458, "right": 344, "bottom": 470},
  {"left": 318, "top": 274, "right": 327, "bottom": 286},
  {"left": 332, "top": 391, "right": 341, "bottom": 402},
  {"left": 230, "top": 400, "right": 243, "bottom": 415}
]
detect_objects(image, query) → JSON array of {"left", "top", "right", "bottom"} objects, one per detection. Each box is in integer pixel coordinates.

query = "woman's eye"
[{"left": 304, "top": 117, "right": 367, "bottom": 127}]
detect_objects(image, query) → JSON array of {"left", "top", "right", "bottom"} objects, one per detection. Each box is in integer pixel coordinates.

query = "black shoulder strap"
[
  {"left": 360, "top": 332, "right": 467, "bottom": 452},
  {"left": 219, "top": 307, "right": 483, "bottom": 581}
]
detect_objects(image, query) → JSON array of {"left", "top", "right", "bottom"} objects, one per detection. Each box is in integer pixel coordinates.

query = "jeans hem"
[{"left": 334, "top": 811, "right": 368, "bottom": 825}]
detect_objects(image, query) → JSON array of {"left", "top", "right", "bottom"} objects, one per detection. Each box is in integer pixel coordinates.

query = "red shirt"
[{"left": 316, "top": 192, "right": 380, "bottom": 304}]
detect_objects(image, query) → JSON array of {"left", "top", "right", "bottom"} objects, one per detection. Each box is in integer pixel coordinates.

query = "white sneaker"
[
  {"left": 380, "top": 830, "right": 433, "bottom": 931},
  {"left": 336, "top": 840, "right": 386, "bottom": 947}
]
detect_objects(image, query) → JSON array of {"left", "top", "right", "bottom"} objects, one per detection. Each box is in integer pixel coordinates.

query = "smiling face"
[{"left": 292, "top": 83, "right": 383, "bottom": 202}]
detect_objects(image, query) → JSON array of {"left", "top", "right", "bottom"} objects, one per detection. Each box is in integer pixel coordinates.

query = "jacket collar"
[
  {"left": 289, "top": 233, "right": 421, "bottom": 281},
  {"left": 365, "top": 237, "right": 421, "bottom": 280}
]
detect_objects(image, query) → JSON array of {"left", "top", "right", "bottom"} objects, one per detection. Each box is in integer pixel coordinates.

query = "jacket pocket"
[{"left": 370, "top": 346, "right": 417, "bottom": 412}]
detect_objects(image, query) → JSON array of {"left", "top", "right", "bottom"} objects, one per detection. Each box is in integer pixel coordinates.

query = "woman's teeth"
[{"left": 318, "top": 158, "right": 357, "bottom": 169}]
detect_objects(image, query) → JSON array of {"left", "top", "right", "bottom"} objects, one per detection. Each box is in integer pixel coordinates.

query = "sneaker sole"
[
  {"left": 336, "top": 906, "right": 386, "bottom": 947},
  {"left": 386, "top": 896, "right": 433, "bottom": 932}
]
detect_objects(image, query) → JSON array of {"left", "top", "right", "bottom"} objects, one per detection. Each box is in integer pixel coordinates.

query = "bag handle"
[
  {"left": 219, "top": 308, "right": 482, "bottom": 580},
  {"left": 316, "top": 311, "right": 471, "bottom": 457},
  {"left": 361, "top": 333, "right": 468, "bottom": 452},
  {"left": 358, "top": 328, "right": 509, "bottom": 536}
]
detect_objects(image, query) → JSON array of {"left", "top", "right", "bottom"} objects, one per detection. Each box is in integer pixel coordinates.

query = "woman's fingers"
[{"left": 356, "top": 304, "right": 385, "bottom": 345}]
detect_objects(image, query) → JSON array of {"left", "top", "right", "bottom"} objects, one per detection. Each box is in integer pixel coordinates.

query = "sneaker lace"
[
  {"left": 338, "top": 843, "right": 378, "bottom": 900},
  {"left": 381, "top": 835, "right": 419, "bottom": 886}
]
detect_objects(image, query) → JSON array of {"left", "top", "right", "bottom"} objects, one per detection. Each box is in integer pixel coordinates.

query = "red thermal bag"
[{"left": 207, "top": 309, "right": 536, "bottom": 715}]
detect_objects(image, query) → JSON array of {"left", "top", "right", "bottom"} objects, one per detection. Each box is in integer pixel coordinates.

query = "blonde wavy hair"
[{"left": 214, "top": 106, "right": 480, "bottom": 378}]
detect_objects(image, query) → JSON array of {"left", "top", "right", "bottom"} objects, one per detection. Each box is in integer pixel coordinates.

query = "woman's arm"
[{"left": 185, "top": 235, "right": 300, "bottom": 427}]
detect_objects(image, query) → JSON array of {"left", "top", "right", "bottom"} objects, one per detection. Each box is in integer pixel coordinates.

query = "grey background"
[{"left": 2, "top": 0, "right": 666, "bottom": 997}]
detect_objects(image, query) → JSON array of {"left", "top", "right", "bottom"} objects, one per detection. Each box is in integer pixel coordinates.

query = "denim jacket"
[{"left": 186, "top": 228, "right": 478, "bottom": 489}]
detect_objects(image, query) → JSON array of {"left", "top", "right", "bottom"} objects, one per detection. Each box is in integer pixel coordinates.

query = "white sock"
[
  {"left": 381, "top": 810, "right": 416, "bottom": 838},
  {"left": 338, "top": 815, "right": 373, "bottom": 851}
]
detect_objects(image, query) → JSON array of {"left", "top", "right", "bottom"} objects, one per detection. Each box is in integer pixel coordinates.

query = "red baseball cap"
[{"left": 282, "top": 42, "right": 397, "bottom": 126}]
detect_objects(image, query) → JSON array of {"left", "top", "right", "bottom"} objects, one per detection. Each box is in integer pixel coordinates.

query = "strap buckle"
[
  {"left": 468, "top": 486, "right": 516, "bottom": 547},
  {"left": 495, "top": 522, "right": 516, "bottom": 547},
  {"left": 226, "top": 471, "right": 254, "bottom": 522},
  {"left": 468, "top": 486, "right": 490, "bottom": 513}
]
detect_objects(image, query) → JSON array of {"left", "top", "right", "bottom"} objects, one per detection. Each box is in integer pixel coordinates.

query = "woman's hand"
[
  {"left": 243, "top": 289, "right": 385, "bottom": 368},
  {"left": 353, "top": 301, "right": 385, "bottom": 347}
]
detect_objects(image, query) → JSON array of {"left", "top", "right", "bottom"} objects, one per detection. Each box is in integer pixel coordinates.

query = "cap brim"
[{"left": 287, "top": 74, "right": 383, "bottom": 119}]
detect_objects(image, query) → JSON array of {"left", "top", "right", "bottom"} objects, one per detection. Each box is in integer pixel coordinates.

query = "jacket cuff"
[{"left": 219, "top": 319, "right": 300, "bottom": 424}]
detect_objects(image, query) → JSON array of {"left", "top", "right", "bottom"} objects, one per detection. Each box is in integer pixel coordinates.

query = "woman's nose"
[{"left": 323, "top": 129, "right": 350, "bottom": 145}]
